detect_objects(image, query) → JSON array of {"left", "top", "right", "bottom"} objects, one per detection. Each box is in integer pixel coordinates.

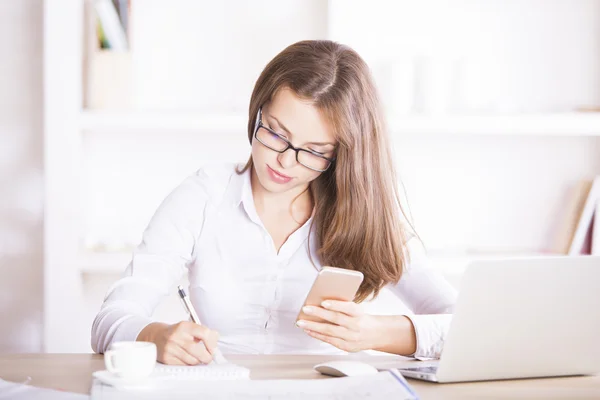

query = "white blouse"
[{"left": 91, "top": 164, "right": 457, "bottom": 359}]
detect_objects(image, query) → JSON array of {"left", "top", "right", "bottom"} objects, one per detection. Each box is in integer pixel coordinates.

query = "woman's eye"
[{"left": 267, "top": 123, "right": 286, "bottom": 138}]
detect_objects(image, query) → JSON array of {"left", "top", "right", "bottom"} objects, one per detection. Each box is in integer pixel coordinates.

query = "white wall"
[{"left": 0, "top": 0, "right": 43, "bottom": 352}]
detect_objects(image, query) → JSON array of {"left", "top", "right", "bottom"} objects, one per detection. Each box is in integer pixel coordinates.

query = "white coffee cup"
[{"left": 104, "top": 341, "right": 157, "bottom": 380}]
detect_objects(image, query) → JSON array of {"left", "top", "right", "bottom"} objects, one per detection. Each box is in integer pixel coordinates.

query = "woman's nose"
[{"left": 277, "top": 148, "right": 297, "bottom": 169}]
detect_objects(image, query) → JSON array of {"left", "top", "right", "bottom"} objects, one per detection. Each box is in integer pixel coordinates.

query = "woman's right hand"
[{"left": 137, "top": 321, "right": 220, "bottom": 365}]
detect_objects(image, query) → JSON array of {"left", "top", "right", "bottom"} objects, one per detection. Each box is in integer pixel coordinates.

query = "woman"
[{"left": 91, "top": 40, "right": 456, "bottom": 365}]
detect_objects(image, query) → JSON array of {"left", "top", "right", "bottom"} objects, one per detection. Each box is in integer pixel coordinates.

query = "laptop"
[{"left": 397, "top": 255, "right": 600, "bottom": 383}]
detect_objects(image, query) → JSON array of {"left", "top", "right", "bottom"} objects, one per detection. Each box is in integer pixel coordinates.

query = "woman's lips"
[{"left": 267, "top": 165, "right": 292, "bottom": 184}]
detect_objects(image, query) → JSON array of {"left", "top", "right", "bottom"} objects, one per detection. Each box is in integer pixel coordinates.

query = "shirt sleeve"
[
  {"left": 386, "top": 237, "right": 458, "bottom": 359},
  {"left": 91, "top": 171, "right": 210, "bottom": 354}
]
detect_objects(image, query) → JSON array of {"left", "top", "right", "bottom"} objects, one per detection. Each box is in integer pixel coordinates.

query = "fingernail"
[
  {"left": 302, "top": 306, "right": 313, "bottom": 314},
  {"left": 296, "top": 320, "right": 306, "bottom": 327},
  {"left": 322, "top": 301, "right": 331, "bottom": 308}
]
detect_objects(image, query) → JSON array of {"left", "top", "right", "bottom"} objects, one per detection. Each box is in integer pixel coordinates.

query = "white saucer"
[{"left": 92, "top": 370, "right": 156, "bottom": 390}]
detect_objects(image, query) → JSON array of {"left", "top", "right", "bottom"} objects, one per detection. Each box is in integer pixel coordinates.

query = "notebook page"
[{"left": 91, "top": 370, "right": 418, "bottom": 400}]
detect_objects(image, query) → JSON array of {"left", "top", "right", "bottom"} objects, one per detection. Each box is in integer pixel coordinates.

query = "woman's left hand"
[{"left": 296, "top": 300, "right": 383, "bottom": 352}]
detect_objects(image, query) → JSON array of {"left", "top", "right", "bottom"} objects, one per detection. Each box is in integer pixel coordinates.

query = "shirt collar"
[
  {"left": 240, "top": 168, "right": 253, "bottom": 209},
  {"left": 224, "top": 164, "right": 250, "bottom": 209},
  {"left": 229, "top": 166, "right": 263, "bottom": 226}
]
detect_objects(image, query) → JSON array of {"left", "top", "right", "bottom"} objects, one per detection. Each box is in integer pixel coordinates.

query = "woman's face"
[{"left": 251, "top": 87, "right": 337, "bottom": 195}]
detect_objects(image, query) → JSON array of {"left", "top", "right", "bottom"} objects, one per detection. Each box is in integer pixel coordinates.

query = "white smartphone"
[{"left": 296, "top": 266, "right": 364, "bottom": 324}]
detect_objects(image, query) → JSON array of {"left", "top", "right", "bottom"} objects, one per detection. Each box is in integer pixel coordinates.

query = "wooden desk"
[{"left": 1, "top": 354, "right": 599, "bottom": 399}]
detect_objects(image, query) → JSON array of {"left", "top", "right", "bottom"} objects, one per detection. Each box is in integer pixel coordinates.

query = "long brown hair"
[{"left": 239, "top": 40, "right": 415, "bottom": 302}]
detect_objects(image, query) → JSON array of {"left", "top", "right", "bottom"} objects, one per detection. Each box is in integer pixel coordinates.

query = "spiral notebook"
[
  {"left": 92, "top": 361, "right": 250, "bottom": 392},
  {"left": 153, "top": 362, "right": 250, "bottom": 381}
]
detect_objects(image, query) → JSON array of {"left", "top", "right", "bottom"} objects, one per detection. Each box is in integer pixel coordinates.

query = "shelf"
[
  {"left": 78, "top": 249, "right": 561, "bottom": 275},
  {"left": 79, "top": 250, "right": 132, "bottom": 274},
  {"left": 79, "top": 110, "right": 600, "bottom": 136},
  {"left": 426, "top": 250, "right": 561, "bottom": 275},
  {"left": 79, "top": 110, "right": 248, "bottom": 133},
  {"left": 389, "top": 112, "right": 600, "bottom": 136}
]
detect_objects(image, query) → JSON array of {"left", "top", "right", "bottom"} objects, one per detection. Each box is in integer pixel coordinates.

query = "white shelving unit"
[
  {"left": 44, "top": 1, "right": 600, "bottom": 352},
  {"left": 389, "top": 112, "right": 600, "bottom": 136},
  {"left": 78, "top": 248, "right": 558, "bottom": 275},
  {"left": 80, "top": 110, "right": 600, "bottom": 136},
  {"left": 80, "top": 110, "right": 247, "bottom": 133},
  {"left": 79, "top": 250, "right": 133, "bottom": 274},
  {"left": 44, "top": 0, "right": 86, "bottom": 352}
]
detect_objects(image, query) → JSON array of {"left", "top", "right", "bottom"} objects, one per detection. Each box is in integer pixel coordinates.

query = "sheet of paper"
[
  {"left": 0, "top": 378, "right": 89, "bottom": 400},
  {"left": 91, "top": 370, "right": 418, "bottom": 400}
]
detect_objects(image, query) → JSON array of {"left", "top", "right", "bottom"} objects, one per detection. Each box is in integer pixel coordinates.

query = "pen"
[
  {"left": 177, "top": 285, "right": 226, "bottom": 364},
  {"left": 178, "top": 285, "right": 201, "bottom": 324}
]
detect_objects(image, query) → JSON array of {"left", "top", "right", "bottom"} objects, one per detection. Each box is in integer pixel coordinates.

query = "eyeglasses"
[{"left": 253, "top": 107, "right": 335, "bottom": 172}]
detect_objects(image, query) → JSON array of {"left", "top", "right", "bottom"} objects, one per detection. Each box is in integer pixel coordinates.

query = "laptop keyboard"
[{"left": 402, "top": 366, "right": 438, "bottom": 374}]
